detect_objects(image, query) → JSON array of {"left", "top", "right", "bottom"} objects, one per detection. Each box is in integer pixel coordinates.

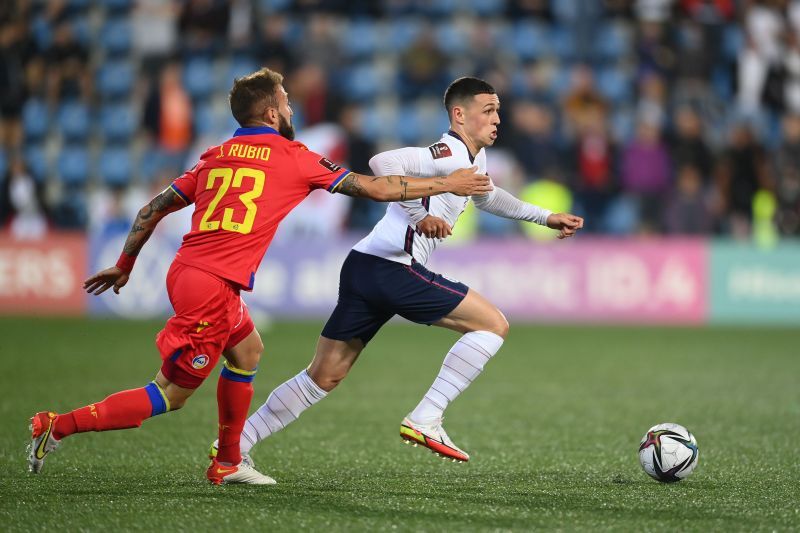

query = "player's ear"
[
  {"left": 265, "top": 105, "right": 279, "bottom": 125},
  {"left": 452, "top": 105, "right": 465, "bottom": 126}
]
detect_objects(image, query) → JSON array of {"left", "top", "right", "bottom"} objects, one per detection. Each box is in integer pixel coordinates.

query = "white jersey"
[{"left": 353, "top": 131, "right": 487, "bottom": 266}]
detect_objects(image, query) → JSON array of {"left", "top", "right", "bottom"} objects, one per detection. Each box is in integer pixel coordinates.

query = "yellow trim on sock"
[
  {"left": 223, "top": 360, "right": 258, "bottom": 376},
  {"left": 152, "top": 381, "right": 171, "bottom": 412}
]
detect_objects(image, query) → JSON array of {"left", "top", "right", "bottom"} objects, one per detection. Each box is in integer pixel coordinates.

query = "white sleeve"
[
  {"left": 471, "top": 186, "right": 552, "bottom": 226},
  {"left": 369, "top": 147, "right": 436, "bottom": 224}
]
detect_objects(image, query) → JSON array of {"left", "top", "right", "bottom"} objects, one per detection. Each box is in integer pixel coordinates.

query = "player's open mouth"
[{"left": 489, "top": 131, "right": 497, "bottom": 139}]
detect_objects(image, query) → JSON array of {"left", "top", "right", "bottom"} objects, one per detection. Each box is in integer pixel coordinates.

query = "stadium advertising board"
[
  {"left": 88, "top": 230, "right": 709, "bottom": 324},
  {"left": 709, "top": 241, "right": 800, "bottom": 324},
  {"left": 0, "top": 233, "right": 87, "bottom": 315},
  {"left": 427, "top": 239, "right": 708, "bottom": 324}
]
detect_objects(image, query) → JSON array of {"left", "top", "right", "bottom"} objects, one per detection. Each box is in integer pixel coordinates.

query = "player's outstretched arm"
[
  {"left": 335, "top": 166, "right": 491, "bottom": 202},
  {"left": 472, "top": 186, "right": 584, "bottom": 239},
  {"left": 83, "top": 187, "right": 187, "bottom": 295}
]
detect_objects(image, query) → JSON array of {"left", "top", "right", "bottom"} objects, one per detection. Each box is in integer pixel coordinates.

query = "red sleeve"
[
  {"left": 169, "top": 166, "right": 198, "bottom": 205},
  {"left": 292, "top": 143, "right": 351, "bottom": 192}
]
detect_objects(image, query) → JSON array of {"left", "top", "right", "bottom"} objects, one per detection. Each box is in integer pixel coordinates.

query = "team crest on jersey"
[
  {"left": 192, "top": 354, "right": 210, "bottom": 369},
  {"left": 428, "top": 142, "right": 452, "bottom": 160},
  {"left": 318, "top": 157, "right": 342, "bottom": 173}
]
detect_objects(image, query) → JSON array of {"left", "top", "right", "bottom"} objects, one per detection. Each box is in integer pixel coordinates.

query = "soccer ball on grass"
[{"left": 638, "top": 423, "right": 698, "bottom": 482}]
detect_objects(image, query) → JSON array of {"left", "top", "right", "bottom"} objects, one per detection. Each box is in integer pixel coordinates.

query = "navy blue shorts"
[{"left": 321, "top": 250, "right": 469, "bottom": 345}]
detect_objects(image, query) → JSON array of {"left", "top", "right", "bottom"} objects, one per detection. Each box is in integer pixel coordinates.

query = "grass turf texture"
[{"left": 1, "top": 318, "right": 798, "bottom": 531}]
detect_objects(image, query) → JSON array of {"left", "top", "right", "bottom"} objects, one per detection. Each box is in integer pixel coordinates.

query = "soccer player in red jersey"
[{"left": 28, "top": 68, "right": 491, "bottom": 485}]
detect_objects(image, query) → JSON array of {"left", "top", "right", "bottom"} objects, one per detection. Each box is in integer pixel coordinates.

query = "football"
[{"left": 638, "top": 423, "right": 699, "bottom": 482}]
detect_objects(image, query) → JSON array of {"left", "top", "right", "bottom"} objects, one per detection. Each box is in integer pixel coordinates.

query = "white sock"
[
  {"left": 409, "top": 330, "right": 504, "bottom": 425},
  {"left": 241, "top": 369, "right": 327, "bottom": 454}
]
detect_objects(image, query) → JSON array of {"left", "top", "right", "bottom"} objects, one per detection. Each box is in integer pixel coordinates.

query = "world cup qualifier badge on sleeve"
[
  {"left": 318, "top": 158, "right": 342, "bottom": 173},
  {"left": 428, "top": 143, "right": 452, "bottom": 160}
]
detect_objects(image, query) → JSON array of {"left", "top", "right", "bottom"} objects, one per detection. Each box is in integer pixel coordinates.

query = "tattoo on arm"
[
  {"left": 121, "top": 188, "right": 183, "bottom": 256},
  {"left": 140, "top": 188, "right": 183, "bottom": 220},
  {"left": 337, "top": 174, "right": 367, "bottom": 197},
  {"left": 398, "top": 177, "right": 409, "bottom": 201},
  {"left": 337, "top": 173, "right": 442, "bottom": 201}
]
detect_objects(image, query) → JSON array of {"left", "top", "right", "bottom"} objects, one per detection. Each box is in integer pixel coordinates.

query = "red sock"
[
  {"left": 216, "top": 365, "right": 256, "bottom": 465},
  {"left": 53, "top": 386, "right": 159, "bottom": 440}
]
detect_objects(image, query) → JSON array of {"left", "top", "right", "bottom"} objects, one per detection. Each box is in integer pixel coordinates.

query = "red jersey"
[{"left": 169, "top": 126, "right": 350, "bottom": 290}]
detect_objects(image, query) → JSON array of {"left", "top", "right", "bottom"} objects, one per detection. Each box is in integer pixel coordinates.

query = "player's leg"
[
  {"left": 410, "top": 288, "right": 508, "bottom": 423},
  {"left": 29, "top": 372, "right": 193, "bottom": 474},
  {"left": 216, "top": 325, "right": 261, "bottom": 466},
  {"left": 240, "top": 251, "right": 389, "bottom": 455},
  {"left": 206, "top": 323, "right": 275, "bottom": 485},
  {"left": 240, "top": 336, "right": 366, "bottom": 454},
  {"left": 392, "top": 262, "right": 507, "bottom": 461}
]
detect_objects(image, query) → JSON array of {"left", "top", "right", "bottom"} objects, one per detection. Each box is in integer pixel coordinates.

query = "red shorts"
[{"left": 156, "top": 262, "right": 255, "bottom": 389}]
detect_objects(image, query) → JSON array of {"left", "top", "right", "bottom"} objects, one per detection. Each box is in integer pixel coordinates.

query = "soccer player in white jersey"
[{"left": 216, "top": 77, "right": 583, "bottom": 469}]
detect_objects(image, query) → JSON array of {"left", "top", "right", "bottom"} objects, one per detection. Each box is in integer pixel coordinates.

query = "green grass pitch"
[{"left": 1, "top": 318, "right": 798, "bottom": 531}]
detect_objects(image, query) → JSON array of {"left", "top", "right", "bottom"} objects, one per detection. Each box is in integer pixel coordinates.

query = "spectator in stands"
[
  {"left": 635, "top": 0, "right": 675, "bottom": 23},
  {"left": 738, "top": 0, "right": 786, "bottom": 113},
  {"left": 398, "top": 32, "right": 450, "bottom": 103},
  {"left": 621, "top": 116, "right": 672, "bottom": 233},
  {"left": 2, "top": 157, "right": 48, "bottom": 240},
  {"left": 132, "top": 0, "right": 178, "bottom": 76},
  {"left": 143, "top": 61, "right": 193, "bottom": 176},
  {"left": 178, "top": 0, "right": 230, "bottom": 57},
  {"left": 784, "top": 31, "right": 800, "bottom": 114},
  {"left": 774, "top": 114, "right": 800, "bottom": 235},
  {"left": 0, "top": 9, "right": 38, "bottom": 149},
  {"left": 663, "top": 163, "right": 715, "bottom": 234},
  {"left": 507, "top": 0, "right": 553, "bottom": 20},
  {"left": 635, "top": 19, "right": 675, "bottom": 79},
  {"left": 669, "top": 105, "right": 715, "bottom": 182},
  {"left": 338, "top": 104, "right": 382, "bottom": 231},
  {"left": 603, "top": 0, "right": 636, "bottom": 19},
  {"left": 297, "top": 13, "right": 341, "bottom": 68},
  {"left": 287, "top": 62, "right": 340, "bottom": 127},
  {"left": 637, "top": 71, "right": 668, "bottom": 128},
  {"left": 509, "top": 101, "right": 563, "bottom": 180},
  {"left": 674, "top": 20, "right": 714, "bottom": 88},
  {"left": 679, "top": 0, "right": 735, "bottom": 81},
  {"left": 716, "top": 122, "right": 772, "bottom": 237},
  {"left": 45, "top": 19, "right": 91, "bottom": 105},
  {"left": 228, "top": 0, "right": 256, "bottom": 54},
  {"left": 563, "top": 64, "right": 609, "bottom": 137},
  {"left": 568, "top": 106, "right": 617, "bottom": 232},
  {"left": 257, "top": 13, "right": 296, "bottom": 74}
]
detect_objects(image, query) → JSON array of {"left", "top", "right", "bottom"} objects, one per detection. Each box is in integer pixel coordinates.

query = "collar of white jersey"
[{"left": 446, "top": 130, "right": 477, "bottom": 164}]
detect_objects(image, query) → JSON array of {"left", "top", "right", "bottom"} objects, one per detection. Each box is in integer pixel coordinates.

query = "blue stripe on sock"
[
  {"left": 221, "top": 366, "right": 256, "bottom": 383},
  {"left": 144, "top": 382, "right": 167, "bottom": 416}
]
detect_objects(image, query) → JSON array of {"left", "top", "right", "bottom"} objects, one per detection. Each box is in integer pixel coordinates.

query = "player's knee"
[
  {"left": 163, "top": 386, "right": 194, "bottom": 411},
  {"left": 486, "top": 311, "right": 509, "bottom": 339},
  {"left": 243, "top": 343, "right": 263, "bottom": 370}
]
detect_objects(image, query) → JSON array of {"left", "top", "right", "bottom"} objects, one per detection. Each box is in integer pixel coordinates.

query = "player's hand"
[
  {"left": 417, "top": 215, "right": 452, "bottom": 239},
  {"left": 83, "top": 266, "right": 130, "bottom": 295},
  {"left": 546, "top": 213, "right": 584, "bottom": 239},
  {"left": 446, "top": 166, "right": 492, "bottom": 196}
]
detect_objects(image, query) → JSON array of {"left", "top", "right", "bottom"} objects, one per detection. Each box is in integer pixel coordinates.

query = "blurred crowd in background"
[{"left": 1, "top": 0, "right": 800, "bottom": 242}]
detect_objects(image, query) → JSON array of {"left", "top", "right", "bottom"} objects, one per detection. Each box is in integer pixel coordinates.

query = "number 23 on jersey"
[{"left": 199, "top": 167, "right": 265, "bottom": 235}]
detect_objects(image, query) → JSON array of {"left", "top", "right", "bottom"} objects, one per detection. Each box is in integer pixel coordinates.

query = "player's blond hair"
[{"left": 229, "top": 67, "right": 284, "bottom": 127}]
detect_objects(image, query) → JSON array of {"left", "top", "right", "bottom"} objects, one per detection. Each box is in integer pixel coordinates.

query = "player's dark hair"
[
  {"left": 229, "top": 67, "right": 284, "bottom": 127},
  {"left": 443, "top": 77, "right": 496, "bottom": 117}
]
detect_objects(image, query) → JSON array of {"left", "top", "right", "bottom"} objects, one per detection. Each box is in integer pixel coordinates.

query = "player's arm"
[
  {"left": 83, "top": 187, "right": 187, "bottom": 295},
  {"left": 471, "top": 186, "right": 584, "bottom": 239},
  {"left": 334, "top": 167, "right": 491, "bottom": 202},
  {"left": 368, "top": 148, "right": 429, "bottom": 223},
  {"left": 368, "top": 147, "right": 455, "bottom": 238}
]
